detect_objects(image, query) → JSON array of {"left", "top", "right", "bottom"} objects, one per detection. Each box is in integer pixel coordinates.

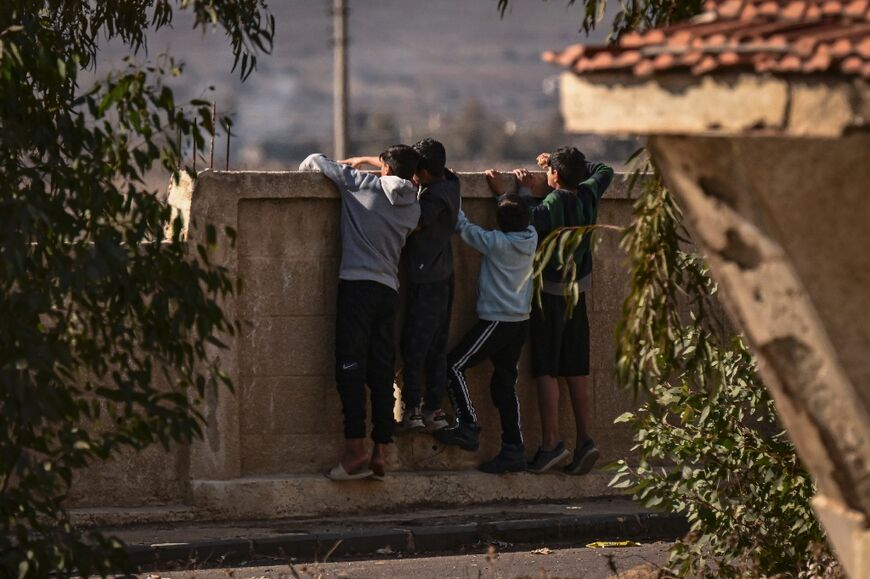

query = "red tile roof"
[{"left": 543, "top": 0, "right": 870, "bottom": 79}]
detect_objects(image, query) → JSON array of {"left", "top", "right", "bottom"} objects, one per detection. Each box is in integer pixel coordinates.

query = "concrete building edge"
[{"left": 188, "top": 472, "right": 625, "bottom": 521}]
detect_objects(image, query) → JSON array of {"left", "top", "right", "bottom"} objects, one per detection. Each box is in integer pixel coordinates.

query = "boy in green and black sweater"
[{"left": 486, "top": 146, "right": 613, "bottom": 475}]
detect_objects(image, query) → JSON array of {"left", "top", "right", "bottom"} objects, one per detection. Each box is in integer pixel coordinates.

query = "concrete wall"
[
  {"left": 221, "top": 170, "right": 637, "bottom": 476},
  {"left": 69, "top": 170, "right": 641, "bottom": 518}
]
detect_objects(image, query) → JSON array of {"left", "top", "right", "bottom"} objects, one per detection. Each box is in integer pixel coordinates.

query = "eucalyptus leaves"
[{"left": 0, "top": 2, "right": 272, "bottom": 576}]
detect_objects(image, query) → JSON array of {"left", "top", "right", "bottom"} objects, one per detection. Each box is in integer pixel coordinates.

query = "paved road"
[{"left": 141, "top": 542, "right": 669, "bottom": 578}]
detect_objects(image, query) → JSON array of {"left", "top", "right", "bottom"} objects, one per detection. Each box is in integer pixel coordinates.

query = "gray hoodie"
[
  {"left": 455, "top": 209, "right": 538, "bottom": 322},
  {"left": 300, "top": 154, "right": 420, "bottom": 291}
]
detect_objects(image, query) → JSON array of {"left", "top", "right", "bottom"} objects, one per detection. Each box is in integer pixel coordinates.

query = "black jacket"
[{"left": 406, "top": 170, "right": 461, "bottom": 283}]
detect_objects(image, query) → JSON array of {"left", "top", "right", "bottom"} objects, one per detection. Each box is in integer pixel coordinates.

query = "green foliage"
[
  {"left": 610, "top": 158, "right": 836, "bottom": 577},
  {"left": 532, "top": 223, "right": 622, "bottom": 318},
  {"left": 500, "top": 0, "right": 834, "bottom": 574},
  {"left": 0, "top": 1, "right": 272, "bottom": 576},
  {"left": 497, "top": 0, "right": 705, "bottom": 39},
  {"left": 532, "top": 154, "right": 836, "bottom": 576}
]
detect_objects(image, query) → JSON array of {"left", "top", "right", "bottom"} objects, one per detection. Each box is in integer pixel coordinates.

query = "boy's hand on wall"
[
  {"left": 484, "top": 169, "right": 507, "bottom": 196},
  {"left": 512, "top": 169, "right": 536, "bottom": 188},
  {"left": 514, "top": 169, "right": 550, "bottom": 198},
  {"left": 536, "top": 153, "right": 550, "bottom": 169}
]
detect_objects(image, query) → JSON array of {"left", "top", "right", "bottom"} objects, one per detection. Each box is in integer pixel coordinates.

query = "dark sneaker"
[
  {"left": 396, "top": 413, "right": 425, "bottom": 433},
  {"left": 526, "top": 442, "right": 571, "bottom": 473},
  {"left": 433, "top": 421, "right": 480, "bottom": 451},
  {"left": 564, "top": 439, "right": 600, "bottom": 475},
  {"left": 479, "top": 443, "right": 526, "bottom": 474},
  {"left": 423, "top": 408, "right": 449, "bottom": 431}
]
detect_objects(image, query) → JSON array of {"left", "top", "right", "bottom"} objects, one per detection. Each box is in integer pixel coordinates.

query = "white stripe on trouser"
[
  {"left": 451, "top": 321, "right": 499, "bottom": 423},
  {"left": 513, "top": 363, "right": 523, "bottom": 444}
]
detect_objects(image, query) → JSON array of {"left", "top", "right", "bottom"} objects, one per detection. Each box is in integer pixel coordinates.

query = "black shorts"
[{"left": 530, "top": 292, "right": 590, "bottom": 378}]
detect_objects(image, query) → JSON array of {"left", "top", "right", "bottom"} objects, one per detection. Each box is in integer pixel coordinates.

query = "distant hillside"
[{"left": 96, "top": 0, "right": 638, "bottom": 171}]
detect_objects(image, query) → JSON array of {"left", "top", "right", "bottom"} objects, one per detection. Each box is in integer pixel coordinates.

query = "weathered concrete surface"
[
  {"left": 191, "top": 471, "right": 622, "bottom": 520},
  {"left": 648, "top": 133, "right": 870, "bottom": 577},
  {"left": 560, "top": 72, "right": 868, "bottom": 137},
  {"left": 101, "top": 499, "right": 682, "bottom": 574},
  {"left": 190, "top": 170, "right": 640, "bottom": 480},
  {"left": 648, "top": 133, "right": 870, "bottom": 506},
  {"left": 143, "top": 545, "right": 672, "bottom": 579},
  {"left": 68, "top": 170, "right": 643, "bottom": 520},
  {"left": 557, "top": 61, "right": 870, "bottom": 576}
]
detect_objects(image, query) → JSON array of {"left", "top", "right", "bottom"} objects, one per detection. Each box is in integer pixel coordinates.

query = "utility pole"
[{"left": 333, "top": 0, "right": 348, "bottom": 160}]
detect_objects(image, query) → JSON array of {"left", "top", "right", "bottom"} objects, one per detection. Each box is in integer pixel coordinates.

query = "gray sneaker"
[
  {"left": 526, "top": 442, "right": 571, "bottom": 474},
  {"left": 396, "top": 413, "right": 424, "bottom": 433},
  {"left": 564, "top": 439, "right": 600, "bottom": 475},
  {"left": 423, "top": 409, "right": 449, "bottom": 431}
]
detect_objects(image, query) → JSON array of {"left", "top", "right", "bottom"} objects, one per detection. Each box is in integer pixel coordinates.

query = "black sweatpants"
[
  {"left": 335, "top": 279, "right": 399, "bottom": 444},
  {"left": 400, "top": 276, "right": 454, "bottom": 414},
  {"left": 446, "top": 319, "right": 529, "bottom": 445}
]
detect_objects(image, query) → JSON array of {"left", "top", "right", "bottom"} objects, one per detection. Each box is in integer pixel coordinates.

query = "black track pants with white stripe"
[{"left": 446, "top": 318, "right": 529, "bottom": 445}]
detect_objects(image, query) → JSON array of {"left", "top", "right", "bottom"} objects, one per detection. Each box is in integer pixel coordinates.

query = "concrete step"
[
  {"left": 191, "top": 471, "right": 623, "bottom": 520},
  {"left": 70, "top": 505, "right": 197, "bottom": 527},
  {"left": 110, "top": 498, "right": 686, "bottom": 570}
]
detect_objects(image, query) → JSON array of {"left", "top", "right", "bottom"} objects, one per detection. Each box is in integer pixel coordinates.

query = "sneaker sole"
[
  {"left": 433, "top": 436, "right": 479, "bottom": 452},
  {"left": 526, "top": 448, "right": 571, "bottom": 474},
  {"left": 565, "top": 448, "right": 601, "bottom": 475},
  {"left": 396, "top": 423, "right": 425, "bottom": 435}
]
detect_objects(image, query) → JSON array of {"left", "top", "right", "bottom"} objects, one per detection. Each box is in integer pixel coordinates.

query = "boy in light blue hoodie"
[{"left": 434, "top": 194, "right": 537, "bottom": 474}]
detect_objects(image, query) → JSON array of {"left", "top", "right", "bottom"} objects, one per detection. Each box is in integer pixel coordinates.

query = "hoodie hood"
[
  {"left": 379, "top": 175, "right": 418, "bottom": 206},
  {"left": 298, "top": 153, "right": 420, "bottom": 291},
  {"left": 505, "top": 226, "right": 538, "bottom": 256}
]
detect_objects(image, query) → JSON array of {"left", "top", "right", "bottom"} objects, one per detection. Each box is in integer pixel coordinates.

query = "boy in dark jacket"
[
  {"left": 486, "top": 147, "right": 613, "bottom": 475},
  {"left": 300, "top": 146, "right": 420, "bottom": 481},
  {"left": 399, "top": 138, "right": 461, "bottom": 432}
]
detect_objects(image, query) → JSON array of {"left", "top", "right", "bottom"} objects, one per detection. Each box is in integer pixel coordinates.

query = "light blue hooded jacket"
[{"left": 455, "top": 209, "right": 538, "bottom": 322}]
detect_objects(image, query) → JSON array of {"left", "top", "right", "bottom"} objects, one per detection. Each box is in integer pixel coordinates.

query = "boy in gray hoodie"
[
  {"left": 434, "top": 194, "right": 538, "bottom": 474},
  {"left": 299, "top": 146, "right": 421, "bottom": 481}
]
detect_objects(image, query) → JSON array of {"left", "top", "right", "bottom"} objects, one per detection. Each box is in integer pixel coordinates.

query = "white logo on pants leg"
[{"left": 341, "top": 361, "right": 358, "bottom": 371}]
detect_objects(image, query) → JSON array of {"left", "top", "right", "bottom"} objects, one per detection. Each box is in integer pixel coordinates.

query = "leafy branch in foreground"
[
  {"left": 532, "top": 223, "right": 623, "bottom": 317},
  {"left": 529, "top": 149, "right": 836, "bottom": 576},
  {"left": 496, "top": 0, "right": 704, "bottom": 39},
  {"left": 0, "top": 2, "right": 272, "bottom": 576},
  {"left": 609, "top": 156, "right": 837, "bottom": 578}
]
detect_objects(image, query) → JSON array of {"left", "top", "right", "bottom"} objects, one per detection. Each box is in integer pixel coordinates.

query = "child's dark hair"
[
  {"left": 548, "top": 146, "right": 588, "bottom": 187},
  {"left": 496, "top": 194, "right": 530, "bottom": 233},
  {"left": 379, "top": 145, "right": 420, "bottom": 180},
  {"left": 413, "top": 138, "right": 446, "bottom": 178}
]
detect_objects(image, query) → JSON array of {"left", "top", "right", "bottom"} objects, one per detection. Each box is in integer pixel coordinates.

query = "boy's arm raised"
[
  {"left": 299, "top": 153, "right": 373, "bottom": 192},
  {"left": 581, "top": 162, "right": 615, "bottom": 202},
  {"left": 339, "top": 156, "right": 383, "bottom": 170},
  {"left": 455, "top": 209, "right": 500, "bottom": 256}
]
